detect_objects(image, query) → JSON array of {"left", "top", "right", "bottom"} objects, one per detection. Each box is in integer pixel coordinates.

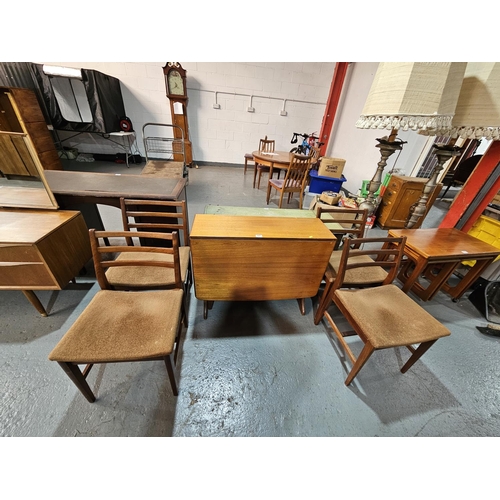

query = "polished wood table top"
[
  {"left": 252, "top": 150, "right": 293, "bottom": 167},
  {"left": 191, "top": 214, "right": 333, "bottom": 239},
  {"left": 45, "top": 170, "right": 186, "bottom": 207},
  {"left": 0, "top": 208, "right": 81, "bottom": 243},
  {"left": 388, "top": 227, "right": 500, "bottom": 301},
  {"left": 389, "top": 228, "right": 500, "bottom": 260}
]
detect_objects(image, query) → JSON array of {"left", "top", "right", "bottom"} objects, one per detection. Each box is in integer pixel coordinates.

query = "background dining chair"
[
  {"left": 266, "top": 153, "right": 312, "bottom": 209},
  {"left": 253, "top": 136, "right": 277, "bottom": 189},
  {"left": 115, "top": 198, "right": 192, "bottom": 292},
  {"left": 316, "top": 235, "right": 451, "bottom": 386},
  {"left": 48, "top": 229, "right": 187, "bottom": 402},
  {"left": 439, "top": 154, "right": 482, "bottom": 200}
]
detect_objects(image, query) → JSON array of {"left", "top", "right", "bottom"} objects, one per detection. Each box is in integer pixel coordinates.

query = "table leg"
[
  {"left": 442, "top": 257, "right": 496, "bottom": 301},
  {"left": 398, "top": 256, "right": 429, "bottom": 294},
  {"left": 22, "top": 290, "right": 48, "bottom": 317}
]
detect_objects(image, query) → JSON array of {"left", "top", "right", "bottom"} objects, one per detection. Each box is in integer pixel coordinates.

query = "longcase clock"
[{"left": 163, "top": 62, "right": 193, "bottom": 166}]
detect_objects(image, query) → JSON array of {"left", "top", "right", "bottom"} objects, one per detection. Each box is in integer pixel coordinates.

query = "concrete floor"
[{"left": 1, "top": 159, "right": 500, "bottom": 439}]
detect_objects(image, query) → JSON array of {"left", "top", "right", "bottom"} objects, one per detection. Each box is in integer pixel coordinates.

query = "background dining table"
[{"left": 252, "top": 150, "right": 293, "bottom": 181}]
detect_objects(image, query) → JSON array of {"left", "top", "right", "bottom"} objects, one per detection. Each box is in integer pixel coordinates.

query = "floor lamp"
[
  {"left": 356, "top": 62, "right": 467, "bottom": 215},
  {"left": 407, "top": 62, "right": 500, "bottom": 228}
]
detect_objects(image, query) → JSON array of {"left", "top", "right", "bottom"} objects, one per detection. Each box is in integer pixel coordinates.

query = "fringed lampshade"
[
  {"left": 407, "top": 62, "right": 500, "bottom": 228},
  {"left": 357, "top": 62, "right": 467, "bottom": 133},
  {"left": 355, "top": 62, "right": 467, "bottom": 214},
  {"left": 449, "top": 62, "right": 500, "bottom": 140}
]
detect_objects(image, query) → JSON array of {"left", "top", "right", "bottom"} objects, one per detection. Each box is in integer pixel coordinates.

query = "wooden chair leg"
[
  {"left": 58, "top": 362, "right": 96, "bottom": 402},
  {"left": 400, "top": 339, "right": 437, "bottom": 374},
  {"left": 314, "top": 281, "right": 333, "bottom": 325},
  {"left": 278, "top": 189, "right": 285, "bottom": 208},
  {"left": 345, "top": 342, "right": 376, "bottom": 386},
  {"left": 257, "top": 170, "right": 263, "bottom": 189},
  {"left": 266, "top": 183, "right": 272, "bottom": 205},
  {"left": 296, "top": 298, "right": 306, "bottom": 315},
  {"left": 164, "top": 354, "right": 179, "bottom": 396},
  {"left": 253, "top": 165, "right": 259, "bottom": 188}
]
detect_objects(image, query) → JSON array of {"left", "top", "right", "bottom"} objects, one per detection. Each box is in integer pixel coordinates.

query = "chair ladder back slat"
[
  {"left": 89, "top": 229, "right": 183, "bottom": 290},
  {"left": 333, "top": 236, "right": 407, "bottom": 291}
]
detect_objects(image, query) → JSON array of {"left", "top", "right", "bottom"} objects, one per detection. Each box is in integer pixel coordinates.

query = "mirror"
[{"left": 0, "top": 89, "right": 58, "bottom": 210}]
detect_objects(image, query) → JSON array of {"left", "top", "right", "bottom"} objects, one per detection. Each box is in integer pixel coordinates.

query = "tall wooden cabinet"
[
  {"left": 376, "top": 175, "right": 442, "bottom": 230},
  {"left": 0, "top": 86, "right": 62, "bottom": 176}
]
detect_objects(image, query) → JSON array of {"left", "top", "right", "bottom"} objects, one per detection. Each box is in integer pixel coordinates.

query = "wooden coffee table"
[{"left": 388, "top": 227, "right": 500, "bottom": 301}]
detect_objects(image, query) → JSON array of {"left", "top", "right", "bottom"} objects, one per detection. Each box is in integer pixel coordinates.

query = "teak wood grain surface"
[
  {"left": 388, "top": 227, "right": 500, "bottom": 301},
  {"left": 190, "top": 215, "right": 335, "bottom": 301}
]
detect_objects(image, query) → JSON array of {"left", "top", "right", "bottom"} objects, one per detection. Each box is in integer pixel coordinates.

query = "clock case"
[{"left": 163, "top": 63, "right": 192, "bottom": 166}]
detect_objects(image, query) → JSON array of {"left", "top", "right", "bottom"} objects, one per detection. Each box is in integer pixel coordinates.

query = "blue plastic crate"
[{"left": 309, "top": 170, "right": 346, "bottom": 194}]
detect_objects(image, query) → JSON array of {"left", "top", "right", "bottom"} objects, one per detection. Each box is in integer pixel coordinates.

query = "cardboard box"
[
  {"left": 319, "top": 191, "right": 341, "bottom": 205},
  {"left": 318, "top": 157, "right": 346, "bottom": 178}
]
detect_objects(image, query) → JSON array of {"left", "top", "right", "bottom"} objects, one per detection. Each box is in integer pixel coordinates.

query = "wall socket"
[
  {"left": 280, "top": 110, "right": 287, "bottom": 116},
  {"left": 247, "top": 106, "right": 255, "bottom": 113},
  {"left": 213, "top": 103, "right": 220, "bottom": 109}
]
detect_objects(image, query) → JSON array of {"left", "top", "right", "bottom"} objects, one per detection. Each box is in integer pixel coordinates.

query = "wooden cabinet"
[
  {"left": 0, "top": 209, "right": 91, "bottom": 315},
  {"left": 376, "top": 175, "right": 442, "bottom": 230},
  {"left": 0, "top": 86, "right": 62, "bottom": 176}
]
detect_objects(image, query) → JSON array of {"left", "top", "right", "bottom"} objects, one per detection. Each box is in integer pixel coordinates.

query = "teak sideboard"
[{"left": 0, "top": 209, "right": 91, "bottom": 316}]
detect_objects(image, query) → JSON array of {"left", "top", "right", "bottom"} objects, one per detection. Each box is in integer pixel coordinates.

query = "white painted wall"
[
  {"left": 39, "top": 61, "right": 433, "bottom": 195},
  {"left": 41, "top": 62, "right": 335, "bottom": 164}
]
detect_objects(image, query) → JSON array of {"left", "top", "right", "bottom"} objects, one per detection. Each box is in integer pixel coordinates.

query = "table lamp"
[
  {"left": 356, "top": 62, "right": 467, "bottom": 214},
  {"left": 406, "top": 62, "right": 500, "bottom": 228}
]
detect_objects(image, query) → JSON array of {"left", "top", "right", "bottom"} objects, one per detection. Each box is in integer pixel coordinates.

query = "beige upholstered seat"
[
  {"left": 315, "top": 236, "right": 451, "bottom": 385},
  {"left": 49, "top": 289, "right": 183, "bottom": 364},
  {"left": 48, "top": 230, "right": 187, "bottom": 402}
]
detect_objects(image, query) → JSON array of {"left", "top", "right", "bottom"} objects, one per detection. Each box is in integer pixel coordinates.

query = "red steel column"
[
  {"left": 318, "top": 62, "right": 349, "bottom": 156},
  {"left": 439, "top": 140, "right": 500, "bottom": 231}
]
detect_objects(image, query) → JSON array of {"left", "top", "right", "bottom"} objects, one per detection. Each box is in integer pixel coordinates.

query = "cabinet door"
[
  {"left": 389, "top": 185, "right": 425, "bottom": 227},
  {"left": 0, "top": 133, "right": 39, "bottom": 176}
]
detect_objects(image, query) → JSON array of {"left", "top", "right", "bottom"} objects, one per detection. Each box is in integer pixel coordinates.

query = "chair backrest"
[
  {"left": 330, "top": 236, "right": 406, "bottom": 293},
  {"left": 259, "top": 136, "right": 275, "bottom": 153},
  {"left": 120, "top": 198, "right": 190, "bottom": 247},
  {"left": 317, "top": 207, "right": 368, "bottom": 250},
  {"left": 284, "top": 153, "right": 312, "bottom": 189},
  {"left": 89, "top": 229, "right": 183, "bottom": 291},
  {"left": 453, "top": 154, "right": 482, "bottom": 183}
]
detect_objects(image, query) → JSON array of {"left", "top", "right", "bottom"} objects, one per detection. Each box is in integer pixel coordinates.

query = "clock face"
[{"left": 168, "top": 70, "right": 185, "bottom": 95}]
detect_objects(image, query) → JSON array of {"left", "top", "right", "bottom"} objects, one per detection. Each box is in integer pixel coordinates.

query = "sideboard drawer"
[
  {"left": 0, "top": 245, "right": 42, "bottom": 263},
  {"left": 0, "top": 261, "right": 55, "bottom": 287}
]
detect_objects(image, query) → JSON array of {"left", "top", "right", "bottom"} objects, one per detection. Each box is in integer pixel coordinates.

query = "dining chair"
[
  {"left": 315, "top": 235, "right": 451, "bottom": 386},
  {"left": 115, "top": 198, "right": 192, "bottom": 292},
  {"left": 48, "top": 229, "right": 187, "bottom": 402},
  {"left": 266, "top": 153, "right": 312, "bottom": 209},
  {"left": 314, "top": 207, "right": 374, "bottom": 323},
  {"left": 253, "top": 136, "right": 277, "bottom": 189}
]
